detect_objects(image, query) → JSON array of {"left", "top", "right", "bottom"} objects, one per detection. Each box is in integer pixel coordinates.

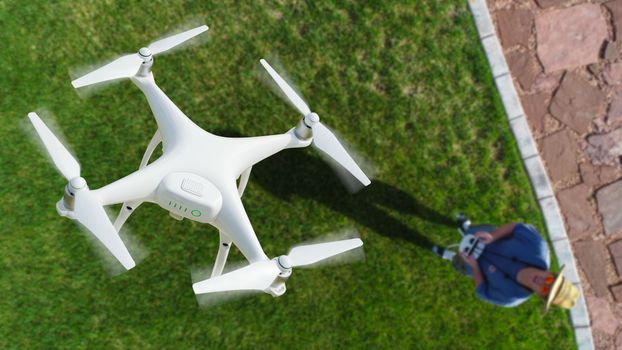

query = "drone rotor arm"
[{"left": 91, "top": 159, "right": 169, "bottom": 206}]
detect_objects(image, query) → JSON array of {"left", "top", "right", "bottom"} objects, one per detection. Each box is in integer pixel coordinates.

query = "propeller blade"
[
  {"left": 193, "top": 260, "right": 280, "bottom": 294},
  {"left": 148, "top": 25, "right": 209, "bottom": 55},
  {"left": 260, "top": 59, "right": 311, "bottom": 116},
  {"left": 288, "top": 238, "right": 363, "bottom": 267},
  {"left": 311, "top": 123, "right": 371, "bottom": 186},
  {"left": 28, "top": 112, "right": 81, "bottom": 181},
  {"left": 71, "top": 54, "right": 143, "bottom": 88},
  {"left": 74, "top": 191, "right": 136, "bottom": 270}
]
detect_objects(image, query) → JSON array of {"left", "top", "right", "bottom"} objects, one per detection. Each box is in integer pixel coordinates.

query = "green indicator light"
[{"left": 191, "top": 210, "right": 201, "bottom": 217}]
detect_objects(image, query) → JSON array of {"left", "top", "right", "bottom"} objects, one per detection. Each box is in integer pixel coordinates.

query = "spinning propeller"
[
  {"left": 72, "top": 25, "right": 209, "bottom": 88},
  {"left": 192, "top": 238, "right": 362, "bottom": 294},
  {"left": 28, "top": 113, "right": 136, "bottom": 270},
  {"left": 260, "top": 59, "right": 371, "bottom": 187}
]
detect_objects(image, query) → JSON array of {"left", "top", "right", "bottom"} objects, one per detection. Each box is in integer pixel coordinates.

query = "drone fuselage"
[
  {"left": 32, "top": 25, "right": 368, "bottom": 297},
  {"left": 86, "top": 69, "right": 311, "bottom": 263}
]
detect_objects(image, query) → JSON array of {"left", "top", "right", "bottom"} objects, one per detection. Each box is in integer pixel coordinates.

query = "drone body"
[{"left": 29, "top": 24, "right": 370, "bottom": 298}]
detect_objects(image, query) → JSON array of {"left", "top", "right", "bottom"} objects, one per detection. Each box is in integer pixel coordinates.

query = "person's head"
[{"left": 517, "top": 266, "right": 579, "bottom": 311}]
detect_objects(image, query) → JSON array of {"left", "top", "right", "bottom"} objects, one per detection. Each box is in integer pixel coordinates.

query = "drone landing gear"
[
  {"left": 237, "top": 167, "right": 252, "bottom": 197},
  {"left": 211, "top": 231, "right": 233, "bottom": 277},
  {"left": 114, "top": 201, "right": 143, "bottom": 231},
  {"left": 207, "top": 168, "right": 253, "bottom": 278},
  {"left": 114, "top": 130, "right": 162, "bottom": 231}
]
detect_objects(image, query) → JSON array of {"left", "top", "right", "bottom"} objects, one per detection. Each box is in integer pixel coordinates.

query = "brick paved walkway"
[{"left": 486, "top": 1, "right": 622, "bottom": 349}]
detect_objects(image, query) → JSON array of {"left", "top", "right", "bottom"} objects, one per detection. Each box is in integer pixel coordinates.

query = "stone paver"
[
  {"left": 604, "top": 62, "right": 622, "bottom": 85},
  {"left": 540, "top": 129, "right": 578, "bottom": 183},
  {"left": 535, "top": 0, "right": 572, "bottom": 8},
  {"left": 574, "top": 240, "right": 609, "bottom": 297},
  {"left": 596, "top": 179, "right": 622, "bottom": 235},
  {"left": 506, "top": 50, "right": 541, "bottom": 91},
  {"left": 534, "top": 71, "right": 563, "bottom": 93},
  {"left": 535, "top": 4, "right": 607, "bottom": 73},
  {"left": 584, "top": 128, "right": 622, "bottom": 167},
  {"left": 609, "top": 240, "right": 622, "bottom": 276},
  {"left": 605, "top": 0, "right": 622, "bottom": 41},
  {"left": 557, "top": 184, "right": 598, "bottom": 240},
  {"left": 611, "top": 283, "right": 622, "bottom": 302},
  {"left": 586, "top": 296, "right": 618, "bottom": 336},
  {"left": 603, "top": 40, "right": 621, "bottom": 62},
  {"left": 496, "top": 9, "right": 533, "bottom": 48},
  {"left": 608, "top": 86, "right": 622, "bottom": 123},
  {"left": 521, "top": 93, "right": 548, "bottom": 133},
  {"left": 549, "top": 72, "right": 606, "bottom": 134},
  {"left": 579, "top": 162, "right": 620, "bottom": 188}
]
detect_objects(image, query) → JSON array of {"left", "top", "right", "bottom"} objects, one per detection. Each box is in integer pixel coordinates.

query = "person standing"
[{"left": 433, "top": 215, "right": 579, "bottom": 310}]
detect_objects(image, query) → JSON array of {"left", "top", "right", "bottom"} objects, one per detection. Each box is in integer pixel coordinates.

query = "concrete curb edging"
[{"left": 467, "top": 1, "right": 594, "bottom": 350}]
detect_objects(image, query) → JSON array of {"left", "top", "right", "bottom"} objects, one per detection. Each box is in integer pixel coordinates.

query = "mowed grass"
[{"left": 0, "top": 1, "right": 575, "bottom": 349}]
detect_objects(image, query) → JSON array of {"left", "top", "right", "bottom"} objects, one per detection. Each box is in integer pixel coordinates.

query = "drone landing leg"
[
  {"left": 211, "top": 231, "right": 233, "bottom": 277},
  {"left": 112, "top": 130, "right": 162, "bottom": 231},
  {"left": 140, "top": 129, "right": 163, "bottom": 167},
  {"left": 237, "top": 167, "right": 252, "bottom": 197},
  {"left": 114, "top": 201, "right": 142, "bottom": 231}
]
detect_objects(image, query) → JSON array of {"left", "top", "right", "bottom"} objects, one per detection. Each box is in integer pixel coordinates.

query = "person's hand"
[
  {"left": 474, "top": 231, "right": 494, "bottom": 244},
  {"left": 459, "top": 252, "right": 479, "bottom": 270}
]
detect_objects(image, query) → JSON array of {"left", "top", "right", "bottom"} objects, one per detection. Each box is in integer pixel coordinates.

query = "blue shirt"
[{"left": 469, "top": 224, "right": 550, "bottom": 307}]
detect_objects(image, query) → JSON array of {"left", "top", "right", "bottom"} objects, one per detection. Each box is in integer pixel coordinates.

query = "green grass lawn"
[{"left": 0, "top": 1, "right": 576, "bottom": 349}]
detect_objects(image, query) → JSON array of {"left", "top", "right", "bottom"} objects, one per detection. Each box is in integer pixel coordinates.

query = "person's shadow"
[{"left": 240, "top": 137, "right": 454, "bottom": 250}]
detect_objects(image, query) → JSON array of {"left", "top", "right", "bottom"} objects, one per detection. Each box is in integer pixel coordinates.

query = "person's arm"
[
  {"left": 460, "top": 254, "right": 520, "bottom": 307},
  {"left": 475, "top": 223, "right": 517, "bottom": 244},
  {"left": 491, "top": 223, "right": 517, "bottom": 241},
  {"left": 460, "top": 253, "right": 484, "bottom": 288}
]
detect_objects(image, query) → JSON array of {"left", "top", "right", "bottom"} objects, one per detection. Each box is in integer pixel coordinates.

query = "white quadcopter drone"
[{"left": 28, "top": 25, "right": 371, "bottom": 297}]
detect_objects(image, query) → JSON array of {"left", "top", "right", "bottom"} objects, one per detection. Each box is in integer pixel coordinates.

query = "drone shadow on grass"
[{"left": 213, "top": 130, "right": 454, "bottom": 249}]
